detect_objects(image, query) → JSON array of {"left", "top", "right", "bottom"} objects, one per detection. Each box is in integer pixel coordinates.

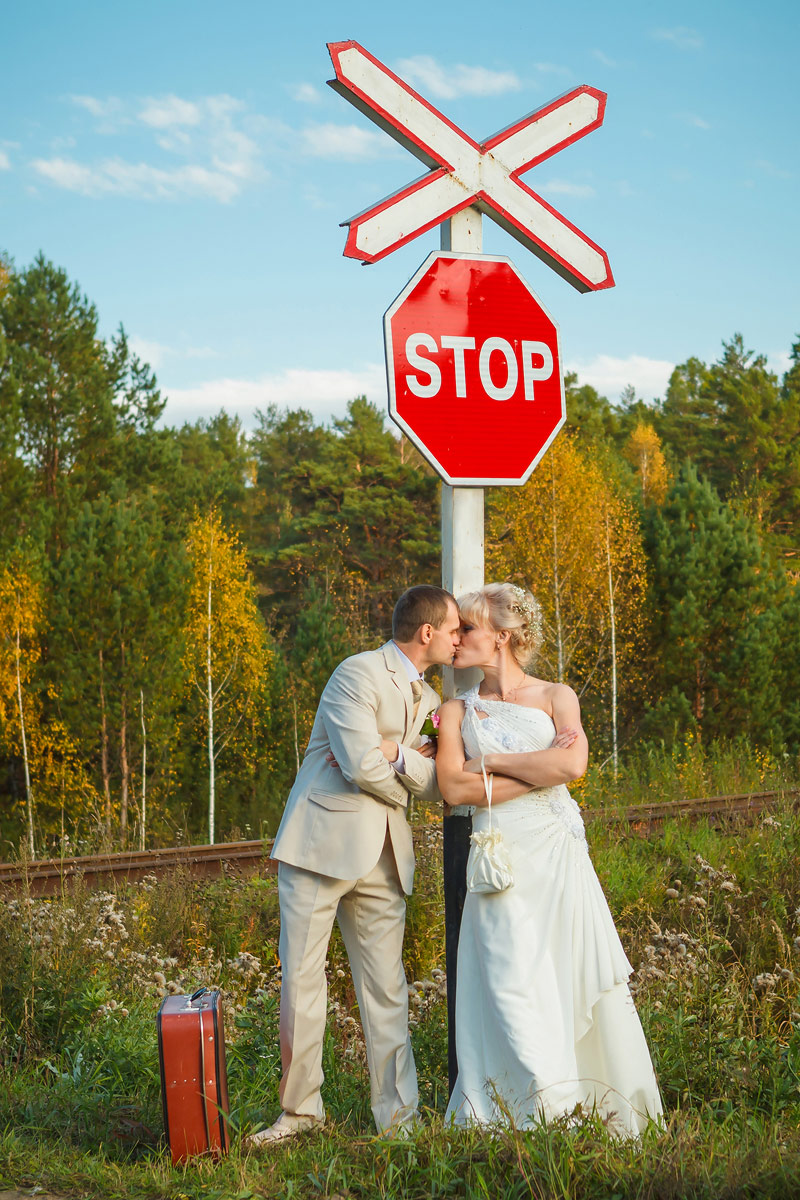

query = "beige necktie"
[{"left": 410, "top": 677, "right": 424, "bottom": 719}]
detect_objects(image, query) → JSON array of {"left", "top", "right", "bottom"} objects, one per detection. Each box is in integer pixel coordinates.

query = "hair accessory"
[{"left": 508, "top": 586, "right": 543, "bottom": 645}]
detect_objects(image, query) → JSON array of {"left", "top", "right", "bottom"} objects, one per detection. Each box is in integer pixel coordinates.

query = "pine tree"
[
  {"left": 644, "top": 463, "right": 781, "bottom": 742},
  {"left": 0, "top": 255, "right": 115, "bottom": 525},
  {"left": 251, "top": 397, "right": 439, "bottom": 636},
  {"left": 50, "top": 491, "right": 186, "bottom": 847}
]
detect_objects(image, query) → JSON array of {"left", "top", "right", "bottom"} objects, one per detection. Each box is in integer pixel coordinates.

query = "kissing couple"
[{"left": 248, "top": 583, "right": 661, "bottom": 1146}]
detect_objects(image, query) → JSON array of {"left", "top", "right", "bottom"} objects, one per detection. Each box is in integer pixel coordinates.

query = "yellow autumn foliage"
[
  {"left": 625, "top": 422, "right": 669, "bottom": 505},
  {"left": 486, "top": 434, "right": 649, "bottom": 752},
  {"left": 183, "top": 509, "right": 273, "bottom": 837}
]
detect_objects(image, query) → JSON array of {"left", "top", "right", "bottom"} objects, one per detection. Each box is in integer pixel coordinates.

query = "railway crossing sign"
[
  {"left": 384, "top": 252, "right": 565, "bottom": 485},
  {"left": 327, "top": 40, "right": 614, "bottom": 293}
]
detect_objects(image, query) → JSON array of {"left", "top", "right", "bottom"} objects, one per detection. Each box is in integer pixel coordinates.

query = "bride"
[{"left": 436, "top": 582, "right": 662, "bottom": 1136}]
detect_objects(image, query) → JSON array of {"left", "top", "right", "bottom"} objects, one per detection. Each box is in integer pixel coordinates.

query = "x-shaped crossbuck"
[{"left": 327, "top": 41, "right": 613, "bottom": 293}]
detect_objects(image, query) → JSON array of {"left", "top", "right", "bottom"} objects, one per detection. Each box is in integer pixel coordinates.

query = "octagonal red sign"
[{"left": 384, "top": 252, "right": 565, "bottom": 485}]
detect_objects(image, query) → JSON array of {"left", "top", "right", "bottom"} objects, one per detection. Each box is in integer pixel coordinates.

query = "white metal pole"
[{"left": 441, "top": 207, "right": 484, "bottom": 700}]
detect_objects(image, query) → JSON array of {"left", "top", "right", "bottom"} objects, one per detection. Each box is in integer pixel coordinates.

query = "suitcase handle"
[
  {"left": 198, "top": 1005, "right": 213, "bottom": 1150},
  {"left": 190, "top": 987, "right": 208, "bottom": 1004}
]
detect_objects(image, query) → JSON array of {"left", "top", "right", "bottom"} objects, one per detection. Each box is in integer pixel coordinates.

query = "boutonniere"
[{"left": 420, "top": 712, "right": 440, "bottom": 740}]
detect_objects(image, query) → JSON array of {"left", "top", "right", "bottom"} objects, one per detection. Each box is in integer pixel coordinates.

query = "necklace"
[{"left": 480, "top": 673, "right": 532, "bottom": 703}]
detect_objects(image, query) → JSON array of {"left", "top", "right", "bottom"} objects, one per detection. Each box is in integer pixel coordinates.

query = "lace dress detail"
[{"left": 460, "top": 685, "right": 587, "bottom": 845}]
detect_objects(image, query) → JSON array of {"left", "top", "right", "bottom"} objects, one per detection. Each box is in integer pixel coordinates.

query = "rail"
[{"left": 0, "top": 787, "right": 797, "bottom": 896}]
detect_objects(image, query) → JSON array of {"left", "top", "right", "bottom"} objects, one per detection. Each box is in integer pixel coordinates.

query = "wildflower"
[
  {"left": 154, "top": 972, "right": 167, "bottom": 986},
  {"left": 665, "top": 888, "right": 680, "bottom": 899},
  {"left": 752, "top": 973, "right": 778, "bottom": 994}
]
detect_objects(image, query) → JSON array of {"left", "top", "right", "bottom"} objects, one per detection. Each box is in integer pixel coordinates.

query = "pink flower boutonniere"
[{"left": 420, "top": 711, "right": 440, "bottom": 740}]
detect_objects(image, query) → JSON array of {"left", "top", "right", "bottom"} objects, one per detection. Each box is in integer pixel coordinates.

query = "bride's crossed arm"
[
  {"left": 465, "top": 684, "right": 588, "bottom": 790},
  {"left": 435, "top": 701, "right": 533, "bottom": 809},
  {"left": 436, "top": 686, "right": 589, "bottom": 809}
]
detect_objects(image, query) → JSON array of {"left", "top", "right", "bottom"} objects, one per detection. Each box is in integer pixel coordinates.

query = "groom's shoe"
[{"left": 245, "top": 1111, "right": 324, "bottom": 1149}]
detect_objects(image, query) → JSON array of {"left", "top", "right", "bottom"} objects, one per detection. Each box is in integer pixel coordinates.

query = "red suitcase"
[{"left": 157, "top": 987, "right": 230, "bottom": 1164}]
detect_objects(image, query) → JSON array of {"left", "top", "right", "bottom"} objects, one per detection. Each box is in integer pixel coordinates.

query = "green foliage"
[
  {"left": 2, "top": 249, "right": 800, "bottom": 848},
  {"left": 5, "top": 804, "right": 800, "bottom": 1193},
  {"left": 644, "top": 463, "right": 785, "bottom": 743},
  {"left": 250, "top": 396, "right": 439, "bottom": 633}
]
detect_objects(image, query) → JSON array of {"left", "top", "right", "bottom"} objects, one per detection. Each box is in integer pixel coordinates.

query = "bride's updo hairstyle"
[{"left": 457, "top": 582, "right": 543, "bottom": 668}]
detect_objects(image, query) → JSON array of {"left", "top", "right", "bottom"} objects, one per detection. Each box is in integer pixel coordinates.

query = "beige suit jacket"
[{"left": 270, "top": 641, "right": 440, "bottom": 894}]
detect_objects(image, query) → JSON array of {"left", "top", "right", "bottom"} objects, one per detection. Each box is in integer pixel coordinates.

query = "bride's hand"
[{"left": 552, "top": 727, "right": 578, "bottom": 749}]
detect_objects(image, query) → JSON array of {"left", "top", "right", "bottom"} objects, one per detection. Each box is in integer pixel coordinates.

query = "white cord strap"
[{"left": 480, "top": 754, "right": 494, "bottom": 830}]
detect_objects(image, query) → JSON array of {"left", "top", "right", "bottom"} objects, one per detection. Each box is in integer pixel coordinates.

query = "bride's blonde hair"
[{"left": 457, "top": 583, "right": 543, "bottom": 668}]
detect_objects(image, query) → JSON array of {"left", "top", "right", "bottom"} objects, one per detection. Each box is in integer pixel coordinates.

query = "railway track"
[
  {"left": 0, "top": 788, "right": 796, "bottom": 896},
  {"left": 0, "top": 839, "right": 277, "bottom": 896}
]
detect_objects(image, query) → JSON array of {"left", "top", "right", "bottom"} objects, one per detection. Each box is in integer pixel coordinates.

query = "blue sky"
[{"left": 2, "top": 0, "right": 798, "bottom": 428}]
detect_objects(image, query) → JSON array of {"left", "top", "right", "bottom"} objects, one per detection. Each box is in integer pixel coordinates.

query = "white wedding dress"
[{"left": 445, "top": 688, "right": 662, "bottom": 1137}]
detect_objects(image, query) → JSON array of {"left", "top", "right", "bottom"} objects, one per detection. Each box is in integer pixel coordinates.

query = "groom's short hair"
[{"left": 392, "top": 585, "right": 455, "bottom": 642}]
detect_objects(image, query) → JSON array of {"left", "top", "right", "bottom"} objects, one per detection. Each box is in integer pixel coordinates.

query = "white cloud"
[
  {"left": 651, "top": 26, "right": 704, "bottom": 51},
  {"left": 138, "top": 95, "right": 203, "bottom": 128},
  {"left": 0, "top": 150, "right": 10, "bottom": 170},
  {"left": 768, "top": 350, "right": 792, "bottom": 378},
  {"left": 533, "top": 62, "right": 572, "bottom": 76},
  {"left": 566, "top": 354, "right": 675, "bottom": 403},
  {"left": 300, "top": 123, "right": 396, "bottom": 161},
  {"left": 31, "top": 156, "right": 244, "bottom": 202},
  {"left": 684, "top": 113, "right": 711, "bottom": 130},
  {"left": 129, "top": 336, "right": 171, "bottom": 368},
  {"left": 291, "top": 83, "right": 321, "bottom": 104},
  {"left": 70, "top": 94, "right": 124, "bottom": 120},
  {"left": 395, "top": 55, "right": 521, "bottom": 99},
  {"left": 161, "top": 364, "right": 387, "bottom": 428},
  {"left": 129, "top": 338, "right": 220, "bottom": 368},
  {"left": 754, "top": 158, "right": 793, "bottom": 180},
  {"left": 538, "top": 178, "right": 595, "bottom": 198},
  {"left": 591, "top": 49, "right": 617, "bottom": 69},
  {"left": 36, "top": 92, "right": 266, "bottom": 202}
]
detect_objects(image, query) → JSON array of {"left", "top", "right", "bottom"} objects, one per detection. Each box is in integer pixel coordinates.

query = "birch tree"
[
  {"left": 625, "top": 422, "right": 669, "bottom": 506},
  {"left": 487, "top": 435, "right": 648, "bottom": 758},
  {"left": 183, "top": 509, "right": 271, "bottom": 843},
  {"left": 0, "top": 552, "right": 41, "bottom": 854}
]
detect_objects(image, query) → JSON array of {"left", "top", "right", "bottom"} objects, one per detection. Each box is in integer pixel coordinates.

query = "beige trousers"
[{"left": 277, "top": 833, "right": 418, "bottom": 1132}]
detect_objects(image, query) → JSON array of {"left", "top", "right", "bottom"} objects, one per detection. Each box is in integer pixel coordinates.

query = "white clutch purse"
[{"left": 466, "top": 756, "right": 514, "bottom": 894}]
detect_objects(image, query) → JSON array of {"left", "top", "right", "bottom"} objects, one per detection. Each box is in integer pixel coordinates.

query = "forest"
[{"left": 2, "top": 251, "right": 800, "bottom": 855}]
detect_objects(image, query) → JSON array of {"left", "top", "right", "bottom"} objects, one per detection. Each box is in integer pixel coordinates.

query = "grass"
[
  {"left": 4, "top": 789, "right": 800, "bottom": 1197},
  {"left": 574, "top": 733, "right": 799, "bottom": 810}
]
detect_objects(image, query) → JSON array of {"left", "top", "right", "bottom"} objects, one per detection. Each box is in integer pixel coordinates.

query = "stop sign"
[{"left": 384, "top": 252, "right": 565, "bottom": 485}]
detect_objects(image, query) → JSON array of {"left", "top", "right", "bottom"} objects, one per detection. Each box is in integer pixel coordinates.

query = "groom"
[{"left": 251, "top": 585, "right": 461, "bottom": 1144}]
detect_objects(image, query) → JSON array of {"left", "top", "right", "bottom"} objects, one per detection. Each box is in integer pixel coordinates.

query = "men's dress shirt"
[{"left": 390, "top": 641, "right": 425, "bottom": 776}]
